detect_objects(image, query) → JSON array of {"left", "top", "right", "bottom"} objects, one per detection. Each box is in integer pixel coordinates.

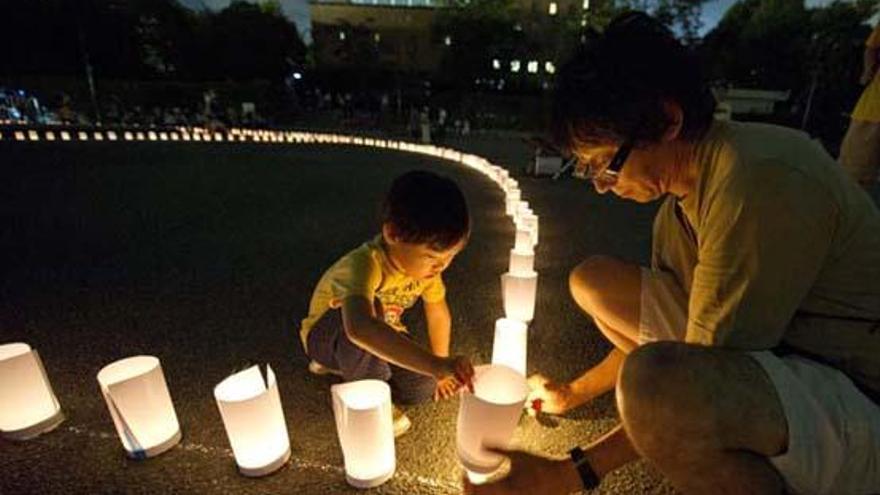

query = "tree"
[
  {"left": 700, "top": 0, "right": 878, "bottom": 149},
  {"left": 196, "top": 1, "right": 306, "bottom": 81}
]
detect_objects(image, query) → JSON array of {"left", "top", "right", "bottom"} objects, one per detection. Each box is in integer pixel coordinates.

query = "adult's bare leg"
[{"left": 617, "top": 342, "right": 787, "bottom": 494}]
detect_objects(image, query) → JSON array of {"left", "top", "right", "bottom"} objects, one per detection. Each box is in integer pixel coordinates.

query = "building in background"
[{"left": 310, "top": 0, "right": 448, "bottom": 73}]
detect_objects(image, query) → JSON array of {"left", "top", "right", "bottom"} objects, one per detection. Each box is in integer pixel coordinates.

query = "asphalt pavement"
[{"left": 0, "top": 136, "right": 683, "bottom": 494}]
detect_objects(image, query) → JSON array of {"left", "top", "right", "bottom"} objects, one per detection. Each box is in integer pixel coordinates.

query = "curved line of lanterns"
[{"left": 0, "top": 127, "right": 541, "bottom": 487}]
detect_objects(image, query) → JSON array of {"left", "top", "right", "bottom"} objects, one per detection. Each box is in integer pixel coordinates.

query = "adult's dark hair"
[
  {"left": 381, "top": 170, "right": 470, "bottom": 250},
  {"left": 551, "top": 11, "right": 716, "bottom": 154}
]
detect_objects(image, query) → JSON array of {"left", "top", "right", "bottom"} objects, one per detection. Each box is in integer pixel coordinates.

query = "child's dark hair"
[
  {"left": 551, "top": 11, "right": 716, "bottom": 153},
  {"left": 381, "top": 170, "right": 470, "bottom": 250}
]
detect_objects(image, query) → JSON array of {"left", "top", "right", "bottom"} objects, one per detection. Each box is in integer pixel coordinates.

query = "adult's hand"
[
  {"left": 462, "top": 447, "right": 582, "bottom": 495},
  {"left": 527, "top": 374, "right": 577, "bottom": 415}
]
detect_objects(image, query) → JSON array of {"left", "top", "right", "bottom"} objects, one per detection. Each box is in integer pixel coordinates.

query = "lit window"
[
  {"left": 510, "top": 60, "right": 521, "bottom": 73},
  {"left": 444, "top": 35, "right": 452, "bottom": 46},
  {"left": 548, "top": 2, "right": 557, "bottom": 15},
  {"left": 339, "top": 31, "right": 346, "bottom": 41},
  {"left": 527, "top": 61, "right": 538, "bottom": 73},
  {"left": 545, "top": 61, "right": 555, "bottom": 74},
  {"left": 492, "top": 59, "right": 501, "bottom": 70}
]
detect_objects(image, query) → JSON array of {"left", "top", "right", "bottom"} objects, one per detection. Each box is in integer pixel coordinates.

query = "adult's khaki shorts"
[{"left": 639, "top": 267, "right": 880, "bottom": 494}]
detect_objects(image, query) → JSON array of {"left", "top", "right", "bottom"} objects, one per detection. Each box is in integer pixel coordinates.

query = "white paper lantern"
[
  {"left": 518, "top": 214, "right": 539, "bottom": 247},
  {"left": 0, "top": 343, "right": 64, "bottom": 440},
  {"left": 514, "top": 227, "right": 533, "bottom": 252},
  {"left": 457, "top": 365, "right": 529, "bottom": 476},
  {"left": 508, "top": 248, "right": 535, "bottom": 276},
  {"left": 214, "top": 364, "right": 291, "bottom": 477},
  {"left": 505, "top": 190, "right": 521, "bottom": 216},
  {"left": 97, "top": 356, "right": 181, "bottom": 459},
  {"left": 331, "top": 380, "right": 396, "bottom": 488},
  {"left": 502, "top": 271, "right": 538, "bottom": 322},
  {"left": 491, "top": 319, "right": 528, "bottom": 375}
]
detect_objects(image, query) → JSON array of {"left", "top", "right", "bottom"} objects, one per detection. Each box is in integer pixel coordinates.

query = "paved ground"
[{"left": 12, "top": 133, "right": 871, "bottom": 494}]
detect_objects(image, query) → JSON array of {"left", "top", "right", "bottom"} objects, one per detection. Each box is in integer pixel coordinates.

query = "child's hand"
[
  {"left": 433, "top": 376, "right": 461, "bottom": 401},
  {"left": 436, "top": 355, "right": 475, "bottom": 394}
]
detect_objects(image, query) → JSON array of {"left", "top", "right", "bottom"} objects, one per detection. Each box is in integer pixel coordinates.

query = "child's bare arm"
[
  {"left": 424, "top": 299, "right": 452, "bottom": 357},
  {"left": 341, "top": 296, "right": 471, "bottom": 385}
]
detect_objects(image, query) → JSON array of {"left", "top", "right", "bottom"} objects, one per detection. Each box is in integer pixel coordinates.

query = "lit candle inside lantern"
[
  {"left": 331, "top": 380, "right": 396, "bottom": 488},
  {"left": 501, "top": 271, "right": 538, "bottom": 322},
  {"left": 457, "top": 365, "right": 529, "bottom": 477},
  {"left": 214, "top": 365, "right": 291, "bottom": 477},
  {"left": 97, "top": 356, "right": 181, "bottom": 459},
  {"left": 509, "top": 248, "right": 534, "bottom": 275},
  {"left": 0, "top": 343, "right": 64, "bottom": 440},
  {"left": 491, "top": 318, "right": 528, "bottom": 375}
]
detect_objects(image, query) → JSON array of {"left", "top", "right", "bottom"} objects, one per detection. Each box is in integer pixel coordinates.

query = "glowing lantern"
[
  {"left": 457, "top": 365, "right": 529, "bottom": 477},
  {"left": 502, "top": 271, "right": 538, "bottom": 322},
  {"left": 78, "top": 131, "right": 89, "bottom": 141},
  {"left": 97, "top": 356, "right": 181, "bottom": 459},
  {"left": 518, "top": 214, "right": 539, "bottom": 247},
  {"left": 0, "top": 343, "right": 64, "bottom": 440},
  {"left": 45, "top": 131, "right": 55, "bottom": 141},
  {"left": 514, "top": 226, "right": 533, "bottom": 252},
  {"left": 136, "top": 132, "right": 145, "bottom": 141},
  {"left": 491, "top": 319, "right": 528, "bottom": 375},
  {"left": 14, "top": 131, "right": 25, "bottom": 141},
  {"left": 124, "top": 132, "right": 133, "bottom": 141},
  {"left": 331, "top": 380, "right": 396, "bottom": 488},
  {"left": 28, "top": 130, "right": 40, "bottom": 141},
  {"left": 159, "top": 132, "right": 168, "bottom": 141},
  {"left": 170, "top": 132, "right": 179, "bottom": 141},
  {"left": 61, "top": 131, "right": 71, "bottom": 141},
  {"left": 509, "top": 248, "right": 535, "bottom": 275},
  {"left": 505, "top": 190, "right": 521, "bottom": 216},
  {"left": 214, "top": 365, "right": 290, "bottom": 477},
  {"left": 107, "top": 131, "right": 118, "bottom": 141}
]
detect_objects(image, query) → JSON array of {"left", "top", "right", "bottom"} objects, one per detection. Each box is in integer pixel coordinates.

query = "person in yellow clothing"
[
  {"left": 467, "top": 12, "right": 880, "bottom": 495},
  {"left": 840, "top": 21, "right": 880, "bottom": 185},
  {"left": 300, "top": 170, "right": 475, "bottom": 437}
]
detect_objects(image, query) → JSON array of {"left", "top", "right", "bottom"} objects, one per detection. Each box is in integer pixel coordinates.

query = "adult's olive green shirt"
[{"left": 653, "top": 120, "right": 880, "bottom": 396}]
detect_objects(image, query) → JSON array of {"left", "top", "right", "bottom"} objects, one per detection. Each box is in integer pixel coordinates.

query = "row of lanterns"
[{"left": 1, "top": 129, "right": 541, "bottom": 488}]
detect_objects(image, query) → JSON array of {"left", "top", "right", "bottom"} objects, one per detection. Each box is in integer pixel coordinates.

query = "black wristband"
[{"left": 569, "top": 446, "right": 600, "bottom": 490}]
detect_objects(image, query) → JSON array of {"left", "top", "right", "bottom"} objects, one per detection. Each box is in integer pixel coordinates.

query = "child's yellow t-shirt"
[{"left": 299, "top": 235, "right": 446, "bottom": 353}]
